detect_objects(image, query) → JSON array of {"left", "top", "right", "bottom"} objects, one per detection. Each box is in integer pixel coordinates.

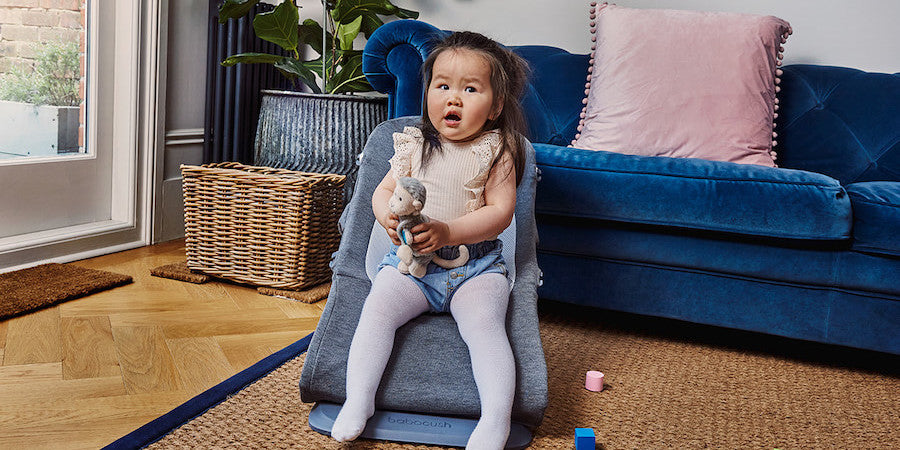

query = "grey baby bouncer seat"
[{"left": 298, "top": 116, "right": 548, "bottom": 448}]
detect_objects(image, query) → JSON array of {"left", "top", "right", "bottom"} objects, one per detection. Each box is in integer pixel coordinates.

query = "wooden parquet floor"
[{"left": 0, "top": 240, "right": 324, "bottom": 449}]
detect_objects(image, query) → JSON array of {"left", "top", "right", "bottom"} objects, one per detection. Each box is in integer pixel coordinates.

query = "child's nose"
[{"left": 447, "top": 95, "right": 461, "bottom": 106}]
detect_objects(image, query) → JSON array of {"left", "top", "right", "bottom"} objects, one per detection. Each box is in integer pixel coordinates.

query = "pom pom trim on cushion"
[
  {"left": 570, "top": 2, "right": 610, "bottom": 148},
  {"left": 770, "top": 27, "right": 792, "bottom": 163}
]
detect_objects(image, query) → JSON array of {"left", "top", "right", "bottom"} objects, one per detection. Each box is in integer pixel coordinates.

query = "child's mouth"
[{"left": 444, "top": 112, "right": 461, "bottom": 126}]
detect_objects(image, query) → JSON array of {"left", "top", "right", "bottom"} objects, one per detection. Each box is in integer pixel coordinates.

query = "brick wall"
[{"left": 0, "top": 0, "right": 86, "bottom": 151}]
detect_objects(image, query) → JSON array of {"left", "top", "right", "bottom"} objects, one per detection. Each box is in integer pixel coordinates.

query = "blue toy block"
[{"left": 575, "top": 427, "right": 595, "bottom": 450}]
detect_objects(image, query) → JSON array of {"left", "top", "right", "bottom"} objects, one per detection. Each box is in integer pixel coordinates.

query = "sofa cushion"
[
  {"left": 535, "top": 144, "right": 852, "bottom": 240},
  {"left": 846, "top": 182, "right": 900, "bottom": 257},
  {"left": 572, "top": 4, "right": 790, "bottom": 167}
]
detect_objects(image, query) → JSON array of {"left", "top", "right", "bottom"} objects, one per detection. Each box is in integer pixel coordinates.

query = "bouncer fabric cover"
[{"left": 299, "top": 116, "right": 548, "bottom": 428}]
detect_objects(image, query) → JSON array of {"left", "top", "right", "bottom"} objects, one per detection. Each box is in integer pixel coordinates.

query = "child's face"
[{"left": 426, "top": 48, "right": 498, "bottom": 142}]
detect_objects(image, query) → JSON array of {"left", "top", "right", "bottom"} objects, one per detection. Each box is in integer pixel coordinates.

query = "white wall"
[{"left": 393, "top": 0, "right": 900, "bottom": 73}]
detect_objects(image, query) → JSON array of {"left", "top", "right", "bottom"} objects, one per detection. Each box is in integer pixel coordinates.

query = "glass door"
[{"left": 0, "top": 0, "right": 165, "bottom": 270}]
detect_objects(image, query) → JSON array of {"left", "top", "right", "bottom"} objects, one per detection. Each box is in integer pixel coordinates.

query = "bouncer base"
[{"left": 309, "top": 402, "right": 534, "bottom": 449}]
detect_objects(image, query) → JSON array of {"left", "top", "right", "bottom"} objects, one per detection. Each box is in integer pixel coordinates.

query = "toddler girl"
[{"left": 331, "top": 31, "right": 530, "bottom": 450}]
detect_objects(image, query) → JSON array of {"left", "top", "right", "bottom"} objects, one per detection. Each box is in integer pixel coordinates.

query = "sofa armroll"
[{"left": 363, "top": 20, "right": 446, "bottom": 118}]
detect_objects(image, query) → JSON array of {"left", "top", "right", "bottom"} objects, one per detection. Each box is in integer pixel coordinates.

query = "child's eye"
[
  {"left": 437, "top": 84, "right": 449, "bottom": 90},
  {"left": 465, "top": 86, "right": 477, "bottom": 93}
]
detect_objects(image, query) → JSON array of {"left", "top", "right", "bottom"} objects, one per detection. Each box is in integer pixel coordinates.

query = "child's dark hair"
[{"left": 421, "top": 31, "right": 530, "bottom": 185}]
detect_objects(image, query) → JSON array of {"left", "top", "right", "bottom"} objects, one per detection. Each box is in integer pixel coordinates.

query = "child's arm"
[
  {"left": 411, "top": 152, "right": 516, "bottom": 253},
  {"left": 372, "top": 171, "right": 402, "bottom": 245}
]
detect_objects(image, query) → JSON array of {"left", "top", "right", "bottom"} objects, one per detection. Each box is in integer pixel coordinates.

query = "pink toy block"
[{"left": 585, "top": 371, "right": 604, "bottom": 392}]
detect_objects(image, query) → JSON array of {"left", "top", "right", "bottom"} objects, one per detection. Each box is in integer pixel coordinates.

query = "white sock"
[
  {"left": 331, "top": 266, "right": 430, "bottom": 442},
  {"left": 450, "top": 273, "right": 515, "bottom": 450}
]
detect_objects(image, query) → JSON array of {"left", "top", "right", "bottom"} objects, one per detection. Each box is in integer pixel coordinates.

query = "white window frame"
[{"left": 0, "top": 0, "right": 167, "bottom": 271}]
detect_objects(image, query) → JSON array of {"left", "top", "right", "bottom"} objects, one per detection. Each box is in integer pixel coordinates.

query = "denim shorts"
[{"left": 378, "top": 239, "right": 508, "bottom": 313}]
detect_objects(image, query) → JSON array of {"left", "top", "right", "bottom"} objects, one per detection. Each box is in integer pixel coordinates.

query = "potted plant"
[
  {"left": 0, "top": 42, "right": 80, "bottom": 159},
  {"left": 216, "top": 0, "right": 419, "bottom": 198}
]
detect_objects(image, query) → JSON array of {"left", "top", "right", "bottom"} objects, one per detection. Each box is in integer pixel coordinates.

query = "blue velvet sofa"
[{"left": 362, "top": 20, "right": 900, "bottom": 354}]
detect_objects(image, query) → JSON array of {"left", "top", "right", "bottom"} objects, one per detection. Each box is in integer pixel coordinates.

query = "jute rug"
[
  {"left": 0, "top": 263, "right": 132, "bottom": 320},
  {"left": 142, "top": 302, "right": 898, "bottom": 449}
]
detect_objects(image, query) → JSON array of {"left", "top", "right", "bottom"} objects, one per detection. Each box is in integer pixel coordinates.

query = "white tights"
[{"left": 331, "top": 266, "right": 515, "bottom": 450}]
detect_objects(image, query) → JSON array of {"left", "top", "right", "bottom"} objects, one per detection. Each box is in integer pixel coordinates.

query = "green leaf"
[
  {"left": 331, "top": 74, "right": 372, "bottom": 93},
  {"left": 393, "top": 6, "right": 419, "bottom": 20},
  {"left": 252, "top": 0, "right": 300, "bottom": 52},
  {"left": 221, "top": 52, "right": 321, "bottom": 94},
  {"left": 298, "top": 19, "right": 334, "bottom": 56},
  {"left": 220, "top": 52, "right": 284, "bottom": 66},
  {"left": 303, "top": 56, "right": 323, "bottom": 75},
  {"left": 327, "top": 52, "right": 371, "bottom": 94},
  {"left": 336, "top": 15, "right": 363, "bottom": 51},
  {"left": 217, "top": 0, "right": 261, "bottom": 24},
  {"left": 327, "top": 49, "right": 362, "bottom": 74},
  {"left": 274, "top": 58, "right": 322, "bottom": 94},
  {"left": 302, "top": 55, "right": 328, "bottom": 76},
  {"left": 331, "top": 0, "right": 397, "bottom": 20},
  {"left": 331, "top": 0, "right": 419, "bottom": 39},
  {"left": 302, "top": 52, "right": 337, "bottom": 87}
]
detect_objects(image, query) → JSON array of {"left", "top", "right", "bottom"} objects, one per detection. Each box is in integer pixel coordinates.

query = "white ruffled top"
[{"left": 390, "top": 126, "right": 503, "bottom": 223}]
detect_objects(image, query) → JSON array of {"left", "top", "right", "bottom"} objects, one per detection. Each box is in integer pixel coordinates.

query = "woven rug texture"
[
  {"left": 0, "top": 263, "right": 132, "bottom": 320},
  {"left": 148, "top": 303, "right": 899, "bottom": 449}
]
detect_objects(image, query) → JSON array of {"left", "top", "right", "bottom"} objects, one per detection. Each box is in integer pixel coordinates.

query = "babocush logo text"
[{"left": 387, "top": 416, "right": 452, "bottom": 428}]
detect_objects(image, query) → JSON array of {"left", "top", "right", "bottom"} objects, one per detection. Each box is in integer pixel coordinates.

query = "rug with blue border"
[
  {"left": 103, "top": 333, "right": 313, "bottom": 449},
  {"left": 101, "top": 303, "right": 899, "bottom": 449}
]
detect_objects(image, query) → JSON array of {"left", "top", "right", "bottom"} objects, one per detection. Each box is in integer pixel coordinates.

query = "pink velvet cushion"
[{"left": 573, "top": 3, "right": 791, "bottom": 167}]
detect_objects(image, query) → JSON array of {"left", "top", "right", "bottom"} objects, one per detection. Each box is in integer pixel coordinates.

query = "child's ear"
[
  {"left": 413, "top": 200, "right": 423, "bottom": 210},
  {"left": 489, "top": 98, "right": 503, "bottom": 120}
]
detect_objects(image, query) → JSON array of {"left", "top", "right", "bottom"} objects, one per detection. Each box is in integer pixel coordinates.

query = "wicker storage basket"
[{"left": 181, "top": 162, "right": 345, "bottom": 290}]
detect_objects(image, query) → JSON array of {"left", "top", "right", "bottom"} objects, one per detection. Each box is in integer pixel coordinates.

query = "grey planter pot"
[{"left": 254, "top": 90, "right": 389, "bottom": 201}]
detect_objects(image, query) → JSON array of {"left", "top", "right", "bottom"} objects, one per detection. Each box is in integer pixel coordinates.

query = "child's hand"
[
  {"left": 410, "top": 220, "right": 450, "bottom": 254},
  {"left": 384, "top": 213, "right": 401, "bottom": 245}
]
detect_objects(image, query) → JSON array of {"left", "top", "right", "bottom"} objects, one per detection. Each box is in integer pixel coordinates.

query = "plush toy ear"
[{"left": 413, "top": 199, "right": 423, "bottom": 210}]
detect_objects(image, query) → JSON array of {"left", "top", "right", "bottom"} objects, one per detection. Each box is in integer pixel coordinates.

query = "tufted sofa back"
[
  {"left": 775, "top": 65, "right": 900, "bottom": 184},
  {"left": 364, "top": 21, "right": 900, "bottom": 184},
  {"left": 513, "top": 47, "right": 588, "bottom": 147}
]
